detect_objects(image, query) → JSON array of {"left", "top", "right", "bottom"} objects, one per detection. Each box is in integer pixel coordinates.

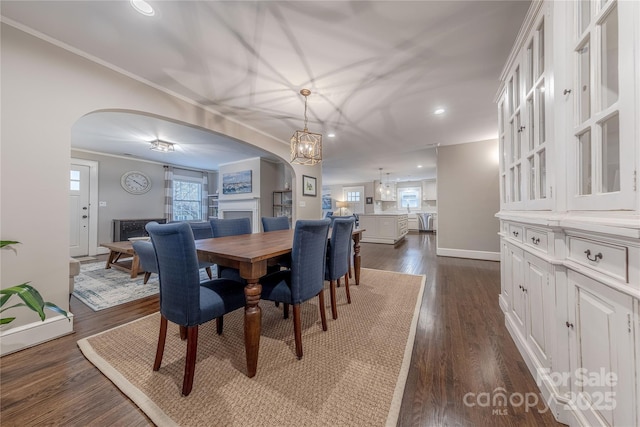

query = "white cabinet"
[
  {"left": 566, "top": 271, "right": 636, "bottom": 427},
  {"left": 358, "top": 214, "right": 408, "bottom": 244},
  {"left": 421, "top": 180, "right": 436, "bottom": 201},
  {"left": 497, "top": 3, "right": 639, "bottom": 424},
  {"left": 564, "top": 0, "right": 638, "bottom": 211},
  {"left": 499, "top": 2, "right": 553, "bottom": 211},
  {"left": 407, "top": 214, "right": 418, "bottom": 231},
  {"left": 503, "top": 239, "right": 554, "bottom": 372}
]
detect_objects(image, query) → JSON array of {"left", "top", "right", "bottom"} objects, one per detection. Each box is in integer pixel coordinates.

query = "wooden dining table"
[{"left": 195, "top": 227, "right": 365, "bottom": 377}]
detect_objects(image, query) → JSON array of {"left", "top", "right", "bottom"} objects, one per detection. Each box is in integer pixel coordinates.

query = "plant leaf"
[
  {"left": 0, "top": 240, "right": 20, "bottom": 248},
  {"left": 0, "top": 302, "right": 27, "bottom": 314},
  {"left": 44, "top": 302, "right": 70, "bottom": 320},
  {"left": 0, "top": 293, "right": 11, "bottom": 307},
  {"left": 0, "top": 317, "right": 16, "bottom": 324},
  {"left": 0, "top": 283, "right": 46, "bottom": 321}
]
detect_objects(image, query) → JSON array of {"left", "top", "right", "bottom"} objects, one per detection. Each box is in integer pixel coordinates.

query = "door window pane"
[
  {"left": 537, "top": 83, "right": 546, "bottom": 146},
  {"left": 539, "top": 149, "right": 547, "bottom": 199},
  {"left": 514, "top": 66, "right": 520, "bottom": 108},
  {"left": 529, "top": 156, "right": 536, "bottom": 200},
  {"left": 526, "top": 41, "right": 534, "bottom": 92},
  {"left": 537, "top": 21, "right": 544, "bottom": 78},
  {"left": 527, "top": 96, "right": 535, "bottom": 151},
  {"left": 580, "top": 0, "right": 591, "bottom": 34},
  {"left": 502, "top": 175, "right": 506, "bottom": 204},
  {"left": 578, "top": 41, "right": 591, "bottom": 123},
  {"left": 515, "top": 113, "right": 522, "bottom": 160},
  {"left": 578, "top": 130, "right": 592, "bottom": 195},
  {"left": 600, "top": 5, "right": 618, "bottom": 110},
  {"left": 508, "top": 78, "right": 514, "bottom": 115},
  {"left": 515, "top": 164, "right": 521, "bottom": 202},
  {"left": 601, "top": 114, "right": 620, "bottom": 192},
  {"left": 510, "top": 167, "right": 515, "bottom": 202}
]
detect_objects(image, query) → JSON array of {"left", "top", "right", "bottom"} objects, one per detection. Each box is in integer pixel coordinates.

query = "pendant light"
[
  {"left": 290, "top": 89, "right": 322, "bottom": 165},
  {"left": 377, "top": 168, "right": 384, "bottom": 194}
]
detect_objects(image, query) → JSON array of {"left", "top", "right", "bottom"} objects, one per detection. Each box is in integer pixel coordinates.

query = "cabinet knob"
[
  {"left": 563, "top": 89, "right": 572, "bottom": 95},
  {"left": 584, "top": 249, "right": 603, "bottom": 262},
  {"left": 565, "top": 321, "right": 574, "bottom": 329},
  {"left": 512, "top": 231, "right": 519, "bottom": 237},
  {"left": 531, "top": 237, "right": 540, "bottom": 245}
]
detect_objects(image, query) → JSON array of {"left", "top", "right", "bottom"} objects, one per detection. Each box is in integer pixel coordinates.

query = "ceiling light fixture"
[
  {"left": 290, "top": 89, "right": 322, "bottom": 165},
  {"left": 434, "top": 108, "right": 445, "bottom": 115},
  {"left": 377, "top": 168, "right": 384, "bottom": 194},
  {"left": 328, "top": 133, "right": 336, "bottom": 138},
  {"left": 130, "top": 0, "right": 155, "bottom": 16},
  {"left": 150, "top": 139, "right": 175, "bottom": 152}
]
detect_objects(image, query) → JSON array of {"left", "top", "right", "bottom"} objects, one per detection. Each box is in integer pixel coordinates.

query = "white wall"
[
  {"left": 0, "top": 23, "right": 321, "bottom": 348},
  {"left": 436, "top": 139, "right": 500, "bottom": 260}
]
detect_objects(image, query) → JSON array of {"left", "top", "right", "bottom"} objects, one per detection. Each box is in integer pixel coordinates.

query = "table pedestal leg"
[
  {"left": 353, "top": 236, "right": 362, "bottom": 285},
  {"left": 244, "top": 280, "right": 262, "bottom": 378}
]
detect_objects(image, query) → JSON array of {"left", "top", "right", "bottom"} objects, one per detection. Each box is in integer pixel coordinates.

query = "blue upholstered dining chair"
[
  {"left": 261, "top": 216, "right": 290, "bottom": 232},
  {"left": 259, "top": 219, "right": 331, "bottom": 359},
  {"left": 209, "top": 217, "right": 252, "bottom": 282},
  {"left": 145, "top": 222, "right": 245, "bottom": 396},
  {"left": 325, "top": 216, "right": 356, "bottom": 320},
  {"left": 261, "top": 216, "right": 291, "bottom": 271},
  {"left": 133, "top": 239, "right": 213, "bottom": 284},
  {"left": 188, "top": 222, "right": 215, "bottom": 279}
]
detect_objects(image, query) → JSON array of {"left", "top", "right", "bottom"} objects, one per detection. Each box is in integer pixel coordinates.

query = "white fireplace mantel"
[{"left": 217, "top": 198, "right": 261, "bottom": 233}]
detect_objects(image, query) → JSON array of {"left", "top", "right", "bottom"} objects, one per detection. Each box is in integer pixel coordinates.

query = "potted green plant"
[{"left": 1, "top": 241, "right": 69, "bottom": 325}]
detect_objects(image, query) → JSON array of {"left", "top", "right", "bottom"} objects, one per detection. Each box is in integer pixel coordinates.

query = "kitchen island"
[{"left": 358, "top": 214, "right": 408, "bottom": 244}]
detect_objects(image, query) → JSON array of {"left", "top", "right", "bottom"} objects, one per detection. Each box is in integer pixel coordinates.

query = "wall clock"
[{"left": 121, "top": 171, "right": 152, "bottom": 194}]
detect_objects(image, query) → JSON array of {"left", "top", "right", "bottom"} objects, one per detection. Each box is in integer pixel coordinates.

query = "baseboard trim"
[
  {"left": 0, "top": 313, "right": 75, "bottom": 356},
  {"left": 436, "top": 247, "right": 500, "bottom": 261}
]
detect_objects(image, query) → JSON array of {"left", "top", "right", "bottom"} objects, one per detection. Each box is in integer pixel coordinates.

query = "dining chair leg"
[
  {"left": 344, "top": 273, "right": 351, "bottom": 304},
  {"left": 216, "top": 316, "right": 223, "bottom": 335},
  {"left": 182, "top": 325, "right": 199, "bottom": 396},
  {"left": 318, "top": 290, "right": 327, "bottom": 331},
  {"left": 143, "top": 272, "right": 152, "bottom": 284},
  {"left": 330, "top": 280, "right": 338, "bottom": 320},
  {"left": 179, "top": 325, "right": 187, "bottom": 340},
  {"left": 283, "top": 303, "right": 289, "bottom": 319},
  {"left": 205, "top": 266, "right": 213, "bottom": 280},
  {"left": 292, "top": 304, "right": 303, "bottom": 359},
  {"left": 153, "top": 315, "right": 168, "bottom": 371},
  {"left": 337, "top": 277, "right": 341, "bottom": 288}
]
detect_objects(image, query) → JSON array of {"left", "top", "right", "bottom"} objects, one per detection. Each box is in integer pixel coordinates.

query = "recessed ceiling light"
[
  {"left": 130, "top": 0, "right": 155, "bottom": 16},
  {"left": 434, "top": 108, "right": 445, "bottom": 115},
  {"left": 328, "top": 133, "right": 336, "bottom": 138},
  {"left": 417, "top": 165, "right": 423, "bottom": 168}
]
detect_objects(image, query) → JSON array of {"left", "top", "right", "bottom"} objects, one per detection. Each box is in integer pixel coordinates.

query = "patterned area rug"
[
  {"left": 78, "top": 268, "right": 425, "bottom": 426},
  {"left": 73, "top": 262, "right": 213, "bottom": 311}
]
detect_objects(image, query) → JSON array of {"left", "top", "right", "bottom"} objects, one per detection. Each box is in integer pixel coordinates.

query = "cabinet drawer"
[
  {"left": 525, "top": 227, "right": 548, "bottom": 253},
  {"left": 508, "top": 223, "right": 524, "bottom": 242},
  {"left": 567, "top": 237, "right": 628, "bottom": 283}
]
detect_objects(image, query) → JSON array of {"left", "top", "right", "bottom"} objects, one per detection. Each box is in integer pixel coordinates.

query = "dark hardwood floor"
[{"left": 0, "top": 233, "right": 563, "bottom": 426}]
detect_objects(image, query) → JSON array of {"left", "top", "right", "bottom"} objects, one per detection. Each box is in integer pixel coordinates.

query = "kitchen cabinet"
[
  {"left": 422, "top": 180, "right": 436, "bottom": 200},
  {"left": 358, "top": 214, "right": 407, "bottom": 244}
]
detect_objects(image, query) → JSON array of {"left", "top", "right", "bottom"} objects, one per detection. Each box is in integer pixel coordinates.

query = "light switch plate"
[{"left": 299, "top": 201, "right": 306, "bottom": 207}]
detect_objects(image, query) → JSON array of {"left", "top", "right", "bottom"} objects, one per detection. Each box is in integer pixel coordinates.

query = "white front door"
[
  {"left": 343, "top": 186, "right": 365, "bottom": 214},
  {"left": 69, "top": 164, "right": 90, "bottom": 256}
]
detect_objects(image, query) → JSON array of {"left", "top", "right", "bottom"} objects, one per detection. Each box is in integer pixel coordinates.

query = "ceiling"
[{"left": 1, "top": 1, "right": 530, "bottom": 185}]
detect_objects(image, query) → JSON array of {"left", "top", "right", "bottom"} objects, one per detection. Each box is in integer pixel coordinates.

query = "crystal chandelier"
[{"left": 290, "top": 89, "right": 322, "bottom": 165}]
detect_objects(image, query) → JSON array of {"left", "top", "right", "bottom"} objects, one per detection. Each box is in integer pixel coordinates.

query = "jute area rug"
[{"left": 78, "top": 268, "right": 425, "bottom": 427}]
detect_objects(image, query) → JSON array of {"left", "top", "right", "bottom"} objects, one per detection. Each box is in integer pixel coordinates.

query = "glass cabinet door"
[{"left": 568, "top": 0, "right": 635, "bottom": 210}]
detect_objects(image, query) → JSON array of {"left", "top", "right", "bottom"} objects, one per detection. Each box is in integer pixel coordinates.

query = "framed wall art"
[
  {"left": 302, "top": 175, "right": 317, "bottom": 196},
  {"left": 222, "top": 170, "right": 252, "bottom": 194}
]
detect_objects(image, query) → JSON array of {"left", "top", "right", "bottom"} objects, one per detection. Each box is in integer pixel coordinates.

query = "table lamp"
[{"left": 336, "top": 201, "right": 348, "bottom": 216}]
